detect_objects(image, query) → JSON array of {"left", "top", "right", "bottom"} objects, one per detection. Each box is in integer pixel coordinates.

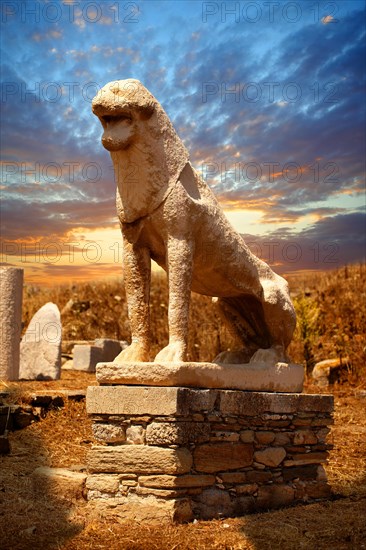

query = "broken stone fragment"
[
  {"left": 32, "top": 467, "right": 86, "bottom": 500},
  {"left": 254, "top": 447, "right": 286, "bottom": 468},
  {"left": 19, "top": 302, "right": 61, "bottom": 381}
]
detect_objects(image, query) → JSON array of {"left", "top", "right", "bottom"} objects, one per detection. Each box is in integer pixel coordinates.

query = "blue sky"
[{"left": 1, "top": 0, "right": 365, "bottom": 284}]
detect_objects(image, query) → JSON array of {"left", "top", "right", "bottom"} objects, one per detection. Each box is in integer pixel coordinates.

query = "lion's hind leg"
[{"left": 212, "top": 295, "right": 271, "bottom": 364}]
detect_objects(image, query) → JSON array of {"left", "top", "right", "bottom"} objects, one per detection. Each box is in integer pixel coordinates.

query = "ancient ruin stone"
[
  {"left": 146, "top": 421, "right": 210, "bottom": 445},
  {"left": 194, "top": 443, "right": 253, "bottom": 473},
  {"left": 240, "top": 430, "right": 255, "bottom": 443},
  {"left": 293, "top": 430, "right": 318, "bottom": 445},
  {"left": 219, "top": 472, "right": 247, "bottom": 484},
  {"left": 195, "top": 488, "right": 233, "bottom": 519},
  {"left": 0, "top": 267, "right": 23, "bottom": 381},
  {"left": 257, "top": 485, "right": 295, "bottom": 509},
  {"left": 254, "top": 447, "right": 286, "bottom": 467},
  {"left": 96, "top": 361, "right": 304, "bottom": 393},
  {"left": 312, "top": 358, "right": 351, "bottom": 387},
  {"left": 86, "top": 387, "right": 334, "bottom": 522},
  {"left": 32, "top": 467, "right": 86, "bottom": 500},
  {"left": 255, "top": 431, "right": 275, "bottom": 444},
  {"left": 87, "top": 494, "right": 193, "bottom": 523},
  {"left": 86, "top": 474, "right": 120, "bottom": 493},
  {"left": 138, "top": 474, "right": 215, "bottom": 488},
  {"left": 126, "top": 425, "right": 145, "bottom": 445},
  {"left": 87, "top": 446, "right": 193, "bottom": 475},
  {"left": 73, "top": 339, "right": 125, "bottom": 372},
  {"left": 19, "top": 302, "right": 61, "bottom": 380},
  {"left": 92, "top": 423, "right": 126, "bottom": 444}
]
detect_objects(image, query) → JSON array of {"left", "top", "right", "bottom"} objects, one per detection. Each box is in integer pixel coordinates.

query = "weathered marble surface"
[
  {"left": 95, "top": 359, "right": 304, "bottom": 393},
  {"left": 19, "top": 302, "right": 61, "bottom": 380},
  {"left": 92, "top": 79, "right": 297, "bottom": 366},
  {"left": 0, "top": 267, "right": 23, "bottom": 381}
]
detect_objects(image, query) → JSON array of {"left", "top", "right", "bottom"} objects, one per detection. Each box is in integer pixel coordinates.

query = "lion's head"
[{"left": 92, "top": 79, "right": 189, "bottom": 222}]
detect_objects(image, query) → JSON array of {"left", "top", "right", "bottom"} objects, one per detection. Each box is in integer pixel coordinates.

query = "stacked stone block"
[
  {"left": 73, "top": 339, "right": 126, "bottom": 372},
  {"left": 86, "top": 386, "right": 333, "bottom": 522}
]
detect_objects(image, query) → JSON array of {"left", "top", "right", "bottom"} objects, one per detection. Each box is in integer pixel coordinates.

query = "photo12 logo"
[
  {"left": 202, "top": 81, "right": 340, "bottom": 105},
  {"left": 1, "top": 78, "right": 156, "bottom": 106},
  {"left": 201, "top": 161, "right": 340, "bottom": 184},
  {"left": 0, "top": 238, "right": 340, "bottom": 269},
  {"left": 1, "top": 1, "right": 140, "bottom": 24},
  {"left": 197, "top": 239, "right": 340, "bottom": 266},
  {"left": 201, "top": 2, "right": 340, "bottom": 24},
  {"left": 1, "top": 81, "right": 100, "bottom": 104},
  {"left": 1, "top": 161, "right": 103, "bottom": 184}
]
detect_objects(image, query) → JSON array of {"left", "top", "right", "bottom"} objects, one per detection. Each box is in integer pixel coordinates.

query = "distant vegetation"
[{"left": 23, "top": 264, "right": 366, "bottom": 385}]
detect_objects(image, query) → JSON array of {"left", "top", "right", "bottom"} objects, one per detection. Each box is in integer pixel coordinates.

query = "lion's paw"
[
  {"left": 113, "top": 342, "right": 150, "bottom": 363},
  {"left": 154, "top": 342, "right": 187, "bottom": 363}
]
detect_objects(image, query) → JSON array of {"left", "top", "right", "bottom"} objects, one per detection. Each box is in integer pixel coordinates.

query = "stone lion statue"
[{"left": 92, "top": 79, "right": 296, "bottom": 364}]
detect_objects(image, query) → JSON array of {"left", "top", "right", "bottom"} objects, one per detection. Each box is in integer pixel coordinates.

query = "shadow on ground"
[
  {"left": 0, "top": 402, "right": 86, "bottom": 550},
  {"left": 237, "top": 491, "right": 366, "bottom": 550}
]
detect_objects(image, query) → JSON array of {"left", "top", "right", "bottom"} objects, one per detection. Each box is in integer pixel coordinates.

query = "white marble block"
[{"left": 19, "top": 302, "right": 62, "bottom": 380}]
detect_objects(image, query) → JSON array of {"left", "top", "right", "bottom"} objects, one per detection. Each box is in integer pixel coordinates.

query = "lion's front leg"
[
  {"left": 114, "top": 239, "right": 151, "bottom": 363},
  {"left": 154, "top": 236, "right": 193, "bottom": 363}
]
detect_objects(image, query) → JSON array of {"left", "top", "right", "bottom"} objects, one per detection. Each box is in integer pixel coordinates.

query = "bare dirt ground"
[{"left": 1, "top": 266, "right": 365, "bottom": 549}]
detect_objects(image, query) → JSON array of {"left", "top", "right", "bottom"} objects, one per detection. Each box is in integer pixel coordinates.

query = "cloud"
[
  {"left": 31, "top": 29, "right": 63, "bottom": 42},
  {"left": 19, "top": 262, "right": 123, "bottom": 287},
  {"left": 1, "top": 0, "right": 364, "bottom": 284},
  {"left": 0, "top": 195, "right": 117, "bottom": 242},
  {"left": 242, "top": 211, "right": 366, "bottom": 273},
  {"left": 321, "top": 15, "right": 336, "bottom": 25}
]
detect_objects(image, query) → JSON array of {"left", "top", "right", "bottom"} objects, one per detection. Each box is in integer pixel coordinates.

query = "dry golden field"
[
  {"left": 22, "top": 263, "right": 366, "bottom": 383},
  {"left": 1, "top": 264, "right": 365, "bottom": 549}
]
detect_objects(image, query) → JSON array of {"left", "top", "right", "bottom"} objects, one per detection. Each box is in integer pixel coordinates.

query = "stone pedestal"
[
  {"left": 0, "top": 267, "right": 23, "bottom": 381},
  {"left": 86, "top": 364, "right": 334, "bottom": 523},
  {"left": 95, "top": 360, "right": 304, "bottom": 393}
]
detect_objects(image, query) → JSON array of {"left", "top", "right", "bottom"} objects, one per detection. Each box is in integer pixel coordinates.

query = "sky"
[{"left": 1, "top": 0, "right": 365, "bottom": 286}]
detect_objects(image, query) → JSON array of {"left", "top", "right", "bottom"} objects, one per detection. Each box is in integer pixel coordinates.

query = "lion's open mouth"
[{"left": 101, "top": 113, "right": 132, "bottom": 125}]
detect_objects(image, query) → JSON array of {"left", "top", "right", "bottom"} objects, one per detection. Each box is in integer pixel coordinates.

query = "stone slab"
[
  {"left": 95, "top": 339, "right": 123, "bottom": 361},
  {"left": 86, "top": 386, "right": 191, "bottom": 416},
  {"left": 32, "top": 467, "right": 86, "bottom": 500},
  {"left": 146, "top": 421, "right": 210, "bottom": 445},
  {"left": 87, "top": 494, "right": 192, "bottom": 523},
  {"left": 194, "top": 443, "right": 254, "bottom": 473},
  {"left": 96, "top": 361, "right": 304, "bottom": 392},
  {"left": 86, "top": 474, "right": 120, "bottom": 493},
  {"left": 73, "top": 345, "right": 103, "bottom": 372},
  {"left": 220, "top": 391, "right": 334, "bottom": 415},
  {"left": 87, "top": 445, "right": 193, "bottom": 474},
  {"left": 19, "top": 302, "right": 61, "bottom": 380},
  {"left": 87, "top": 386, "right": 333, "bottom": 417},
  {"left": 28, "top": 390, "right": 86, "bottom": 406},
  {"left": 73, "top": 340, "right": 124, "bottom": 372},
  {"left": 138, "top": 474, "right": 215, "bottom": 488}
]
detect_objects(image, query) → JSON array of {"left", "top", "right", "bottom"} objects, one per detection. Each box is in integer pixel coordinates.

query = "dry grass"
[
  {"left": 287, "top": 264, "right": 366, "bottom": 381},
  {"left": 1, "top": 265, "right": 365, "bottom": 549},
  {"left": 22, "top": 264, "right": 366, "bottom": 384},
  {"left": 1, "top": 381, "right": 365, "bottom": 550}
]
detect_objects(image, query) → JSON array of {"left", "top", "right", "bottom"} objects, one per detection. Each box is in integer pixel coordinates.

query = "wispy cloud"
[{"left": 1, "top": 0, "right": 365, "bottom": 283}]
